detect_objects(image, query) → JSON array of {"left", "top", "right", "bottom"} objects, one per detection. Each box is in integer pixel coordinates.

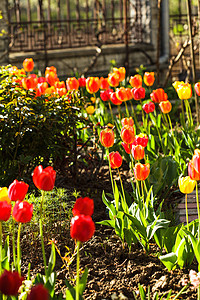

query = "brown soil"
[{"left": 18, "top": 161, "right": 198, "bottom": 299}]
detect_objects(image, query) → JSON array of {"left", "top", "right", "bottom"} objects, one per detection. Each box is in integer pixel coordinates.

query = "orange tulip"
[
  {"left": 37, "top": 82, "right": 48, "bottom": 96},
  {"left": 150, "top": 88, "right": 168, "bottom": 103},
  {"left": 86, "top": 77, "right": 100, "bottom": 94},
  {"left": 113, "top": 67, "right": 126, "bottom": 82},
  {"left": 134, "top": 163, "right": 150, "bottom": 181},
  {"left": 108, "top": 73, "right": 120, "bottom": 87},
  {"left": 121, "top": 125, "right": 135, "bottom": 144},
  {"left": 23, "top": 58, "right": 34, "bottom": 72},
  {"left": 125, "top": 88, "right": 133, "bottom": 100},
  {"left": 46, "top": 71, "right": 59, "bottom": 86},
  {"left": 66, "top": 77, "right": 79, "bottom": 91},
  {"left": 159, "top": 100, "right": 172, "bottom": 114},
  {"left": 131, "top": 145, "right": 145, "bottom": 160},
  {"left": 54, "top": 81, "right": 65, "bottom": 89},
  {"left": 109, "top": 151, "right": 123, "bottom": 169},
  {"left": 116, "top": 87, "right": 128, "bottom": 102},
  {"left": 45, "top": 66, "right": 57, "bottom": 76},
  {"left": 121, "top": 117, "right": 134, "bottom": 127},
  {"left": 129, "top": 74, "right": 142, "bottom": 88},
  {"left": 22, "top": 76, "right": 37, "bottom": 90},
  {"left": 56, "top": 88, "right": 67, "bottom": 96},
  {"left": 143, "top": 72, "right": 155, "bottom": 87},
  {"left": 100, "top": 128, "right": 115, "bottom": 148},
  {"left": 133, "top": 133, "right": 148, "bottom": 147}
]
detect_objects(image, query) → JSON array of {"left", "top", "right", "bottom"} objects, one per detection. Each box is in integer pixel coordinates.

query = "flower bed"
[{"left": 0, "top": 59, "right": 200, "bottom": 299}]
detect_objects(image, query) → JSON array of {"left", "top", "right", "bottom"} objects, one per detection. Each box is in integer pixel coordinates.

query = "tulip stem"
[
  {"left": 167, "top": 113, "right": 175, "bottom": 139},
  {"left": 141, "top": 180, "right": 145, "bottom": 217},
  {"left": 108, "top": 102, "right": 114, "bottom": 124},
  {"left": 196, "top": 182, "right": 200, "bottom": 241},
  {"left": 12, "top": 218, "right": 16, "bottom": 269},
  {"left": 0, "top": 222, "right": 2, "bottom": 275},
  {"left": 118, "top": 168, "right": 127, "bottom": 212},
  {"left": 185, "top": 194, "right": 189, "bottom": 230},
  {"left": 107, "top": 148, "right": 115, "bottom": 197},
  {"left": 181, "top": 100, "right": 186, "bottom": 129},
  {"left": 76, "top": 241, "right": 80, "bottom": 300},
  {"left": 117, "top": 105, "right": 122, "bottom": 121},
  {"left": 40, "top": 190, "right": 47, "bottom": 277},
  {"left": 124, "top": 101, "right": 130, "bottom": 117},
  {"left": 17, "top": 222, "right": 22, "bottom": 275}
]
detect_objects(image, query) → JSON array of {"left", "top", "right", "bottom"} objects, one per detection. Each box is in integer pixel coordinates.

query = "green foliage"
[{"left": 0, "top": 66, "right": 88, "bottom": 185}]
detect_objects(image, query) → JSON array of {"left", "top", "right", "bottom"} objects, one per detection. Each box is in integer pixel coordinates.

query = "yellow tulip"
[
  {"left": 178, "top": 176, "right": 196, "bottom": 194},
  {"left": 172, "top": 81, "right": 184, "bottom": 91},
  {"left": 176, "top": 83, "right": 192, "bottom": 100},
  {"left": 0, "top": 187, "right": 11, "bottom": 204},
  {"left": 86, "top": 106, "right": 95, "bottom": 115}
]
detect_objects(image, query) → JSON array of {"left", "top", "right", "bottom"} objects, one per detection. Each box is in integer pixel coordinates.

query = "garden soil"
[{"left": 20, "top": 162, "right": 197, "bottom": 300}]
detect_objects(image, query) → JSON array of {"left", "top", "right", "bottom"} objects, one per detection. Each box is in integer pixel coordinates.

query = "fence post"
[
  {"left": 123, "top": 0, "right": 129, "bottom": 74},
  {"left": 0, "top": 0, "right": 9, "bottom": 64}
]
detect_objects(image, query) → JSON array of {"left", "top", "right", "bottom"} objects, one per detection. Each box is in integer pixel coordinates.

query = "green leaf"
[
  {"left": 138, "top": 283, "right": 146, "bottom": 300},
  {"left": 47, "top": 243, "right": 56, "bottom": 277},
  {"left": 159, "top": 252, "right": 177, "bottom": 271},
  {"left": 79, "top": 267, "right": 88, "bottom": 295}
]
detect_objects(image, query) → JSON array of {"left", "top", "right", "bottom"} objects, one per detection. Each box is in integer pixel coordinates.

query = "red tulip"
[
  {"left": 100, "top": 128, "right": 115, "bottom": 148},
  {"left": 191, "top": 149, "right": 200, "bottom": 176},
  {"left": 100, "top": 89, "right": 113, "bottom": 101},
  {"left": 129, "top": 74, "right": 142, "bottom": 88},
  {"left": 131, "top": 87, "right": 145, "bottom": 100},
  {"left": 109, "top": 151, "right": 123, "bottom": 169},
  {"left": 27, "top": 284, "right": 49, "bottom": 300},
  {"left": 134, "top": 163, "right": 150, "bottom": 181},
  {"left": 143, "top": 72, "right": 155, "bottom": 87},
  {"left": 66, "top": 77, "right": 79, "bottom": 91},
  {"left": 133, "top": 134, "right": 148, "bottom": 147},
  {"left": 70, "top": 214, "right": 95, "bottom": 242},
  {"left": 0, "top": 270, "right": 23, "bottom": 296},
  {"left": 188, "top": 161, "right": 200, "bottom": 181},
  {"left": 150, "top": 88, "right": 168, "bottom": 103},
  {"left": 142, "top": 101, "right": 155, "bottom": 114},
  {"left": 22, "top": 76, "right": 37, "bottom": 90},
  {"left": 8, "top": 179, "right": 29, "bottom": 202},
  {"left": 121, "top": 142, "right": 134, "bottom": 154},
  {"left": 159, "top": 100, "right": 172, "bottom": 114},
  {"left": 32, "top": 166, "right": 56, "bottom": 191},
  {"left": 116, "top": 87, "right": 128, "bottom": 102},
  {"left": 110, "top": 92, "right": 122, "bottom": 105},
  {"left": 72, "top": 197, "right": 94, "bottom": 216},
  {"left": 23, "top": 58, "right": 34, "bottom": 72},
  {"left": 37, "top": 82, "right": 48, "bottom": 96},
  {"left": 132, "top": 145, "right": 145, "bottom": 160},
  {"left": 78, "top": 77, "right": 86, "bottom": 88},
  {"left": 12, "top": 200, "right": 33, "bottom": 223},
  {"left": 54, "top": 81, "right": 65, "bottom": 89},
  {"left": 121, "top": 126, "right": 135, "bottom": 144},
  {"left": 195, "top": 82, "right": 200, "bottom": 96},
  {"left": 0, "top": 201, "right": 12, "bottom": 221},
  {"left": 99, "top": 77, "right": 109, "bottom": 90}
]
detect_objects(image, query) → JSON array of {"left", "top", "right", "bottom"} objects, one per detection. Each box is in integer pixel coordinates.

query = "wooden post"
[
  {"left": 123, "top": 0, "right": 129, "bottom": 75},
  {"left": 186, "top": 0, "right": 199, "bottom": 124}
]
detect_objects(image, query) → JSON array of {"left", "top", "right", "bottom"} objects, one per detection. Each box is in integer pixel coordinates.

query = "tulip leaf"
[
  {"left": 47, "top": 243, "right": 56, "bottom": 277},
  {"left": 79, "top": 267, "right": 88, "bottom": 295},
  {"left": 159, "top": 252, "right": 177, "bottom": 271}
]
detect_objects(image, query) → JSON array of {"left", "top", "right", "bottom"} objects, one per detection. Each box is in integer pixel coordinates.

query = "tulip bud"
[
  {"left": 129, "top": 74, "right": 142, "bottom": 88},
  {"left": 27, "top": 284, "right": 49, "bottom": 300},
  {"left": 70, "top": 214, "right": 95, "bottom": 242},
  {"left": 23, "top": 58, "right": 34, "bottom": 72},
  {"left": 72, "top": 197, "right": 94, "bottom": 217},
  {"left": 150, "top": 88, "right": 168, "bottom": 103},
  {"left": 66, "top": 77, "right": 79, "bottom": 91},
  {"left": 0, "top": 270, "right": 23, "bottom": 296},
  {"left": 121, "top": 126, "right": 135, "bottom": 144},
  {"left": 178, "top": 176, "right": 196, "bottom": 194},
  {"left": 78, "top": 77, "right": 86, "bottom": 87},
  {"left": 109, "top": 151, "right": 123, "bottom": 169},
  {"left": 32, "top": 166, "right": 56, "bottom": 191},
  {"left": 12, "top": 201, "right": 33, "bottom": 223},
  {"left": 86, "top": 77, "right": 100, "bottom": 93},
  {"left": 131, "top": 87, "right": 145, "bottom": 100},
  {"left": 110, "top": 92, "right": 122, "bottom": 105},
  {"left": 159, "top": 100, "right": 172, "bottom": 114},
  {"left": 0, "top": 201, "right": 12, "bottom": 221},
  {"left": 142, "top": 101, "right": 155, "bottom": 114},
  {"left": 143, "top": 72, "right": 155, "bottom": 87},
  {"left": 195, "top": 82, "right": 200, "bottom": 96},
  {"left": 100, "top": 77, "right": 109, "bottom": 90},
  {"left": 134, "top": 163, "right": 150, "bottom": 181},
  {"left": 131, "top": 145, "right": 145, "bottom": 160},
  {"left": 100, "top": 128, "right": 115, "bottom": 148},
  {"left": 8, "top": 179, "right": 29, "bottom": 202}
]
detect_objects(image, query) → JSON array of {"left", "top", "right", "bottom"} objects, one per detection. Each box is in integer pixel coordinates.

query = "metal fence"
[{"left": 6, "top": 0, "right": 151, "bottom": 52}]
